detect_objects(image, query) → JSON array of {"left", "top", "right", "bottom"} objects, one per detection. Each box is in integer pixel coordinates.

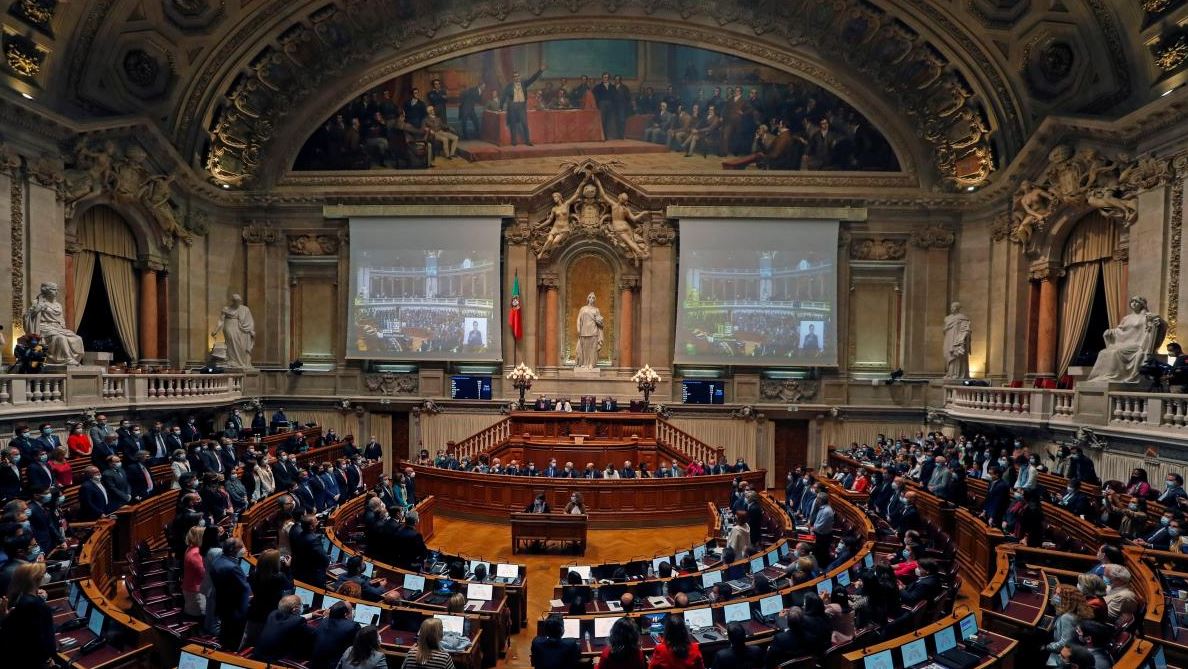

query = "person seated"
[
  {"left": 1059, "top": 478, "right": 1092, "bottom": 518},
  {"left": 599, "top": 617, "right": 646, "bottom": 669},
  {"left": 1160, "top": 473, "right": 1188, "bottom": 506},
  {"left": 710, "top": 622, "right": 762, "bottom": 669},
  {"left": 402, "top": 618, "right": 455, "bottom": 669},
  {"left": 531, "top": 615, "right": 580, "bottom": 669},
  {"left": 335, "top": 556, "right": 387, "bottom": 602},
  {"left": 1067, "top": 620, "right": 1115, "bottom": 669},
  {"left": 251, "top": 595, "right": 315, "bottom": 663},
  {"left": 309, "top": 601, "right": 360, "bottom": 669},
  {"left": 1102, "top": 564, "right": 1138, "bottom": 622},
  {"left": 1135, "top": 513, "right": 1178, "bottom": 550},
  {"left": 1077, "top": 573, "right": 1109, "bottom": 622},
  {"left": 525, "top": 493, "right": 550, "bottom": 513},
  {"left": 650, "top": 614, "right": 704, "bottom": 669},
  {"left": 1045, "top": 584, "right": 1095, "bottom": 666},
  {"left": 900, "top": 558, "right": 943, "bottom": 605}
]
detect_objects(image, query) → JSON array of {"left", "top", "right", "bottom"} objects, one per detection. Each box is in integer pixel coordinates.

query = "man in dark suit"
[
  {"left": 293, "top": 472, "right": 318, "bottom": 512},
  {"left": 163, "top": 425, "right": 185, "bottom": 460},
  {"left": 401, "top": 466, "right": 416, "bottom": 504},
  {"left": 126, "top": 450, "right": 156, "bottom": 501},
  {"left": 252, "top": 594, "right": 315, "bottom": 663},
  {"left": 402, "top": 88, "right": 428, "bottom": 128},
  {"left": 101, "top": 455, "right": 132, "bottom": 511},
  {"left": 1068, "top": 447, "right": 1100, "bottom": 485},
  {"left": 345, "top": 457, "right": 363, "bottom": 494},
  {"left": 501, "top": 65, "right": 546, "bottom": 146},
  {"left": 592, "top": 72, "right": 613, "bottom": 138},
  {"left": 27, "top": 488, "right": 64, "bottom": 553},
  {"left": 199, "top": 441, "right": 224, "bottom": 475},
  {"left": 145, "top": 421, "right": 171, "bottom": 463},
  {"left": 715, "top": 622, "right": 764, "bottom": 669},
  {"left": 78, "top": 466, "right": 110, "bottom": 520},
  {"left": 0, "top": 447, "right": 23, "bottom": 498},
  {"left": 224, "top": 409, "right": 244, "bottom": 440},
  {"left": 543, "top": 459, "right": 559, "bottom": 478},
  {"left": 394, "top": 511, "right": 427, "bottom": 570},
  {"left": 180, "top": 416, "right": 202, "bottom": 444},
  {"left": 251, "top": 411, "right": 267, "bottom": 436},
  {"left": 118, "top": 425, "right": 145, "bottom": 462},
  {"left": 610, "top": 75, "right": 631, "bottom": 139},
  {"left": 211, "top": 538, "right": 252, "bottom": 651},
  {"left": 745, "top": 491, "right": 764, "bottom": 547},
  {"left": 524, "top": 494, "right": 551, "bottom": 514},
  {"left": 620, "top": 460, "right": 637, "bottom": 479},
  {"left": 34, "top": 424, "right": 61, "bottom": 458},
  {"left": 1060, "top": 478, "right": 1092, "bottom": 518},
  {"left": 290, "top": 514, "right": 330, "bottom": 585},
  {"left": 218, "top": 438, "right": 239, "bottom": 472},
  {"left": 458, "top": 81, "right": 486, "bottom": 139},
  {"left": 10, "top": 425, "right": 37, "bottom": 467},
  {"left": 309, "top": 601, "right": 359, "bottom": 669},
  {"left": 24, "top": 450, "right": 53, "bottom": 493},
  {"left": 92, "top": 433, "right": 118, "bottom": 469},
  {"left": 981, "top": 465, "right": 1010, "bottom": 528},
  {"left": 900, "top": 558, "right": 944, "bottom": 605},
  {"left": 270, "top": 408, "right": 289, "bottom": 434},
  {"left": 581, "top": 463, "right": 601, "bottom": 479},
  {"left": 531, "top": 616, "right": 580, "bottom": 668}
]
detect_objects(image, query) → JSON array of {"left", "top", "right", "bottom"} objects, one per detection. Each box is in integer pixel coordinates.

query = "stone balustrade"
[{"left": 0, "top": 371, "right": 245, "bottom": 418}]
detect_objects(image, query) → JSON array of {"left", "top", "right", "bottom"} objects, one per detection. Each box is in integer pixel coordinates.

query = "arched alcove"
[
  {"left": 1057, "top": 212, "right": 1127, "bottom": 375},
  {"left": 73, "top": 205, "right": 140, "bottom": 363}
]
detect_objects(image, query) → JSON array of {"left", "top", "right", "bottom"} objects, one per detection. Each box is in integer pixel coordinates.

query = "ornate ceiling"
[{"left": 3, "top": 0, "right": 1183, "bottom": 195}]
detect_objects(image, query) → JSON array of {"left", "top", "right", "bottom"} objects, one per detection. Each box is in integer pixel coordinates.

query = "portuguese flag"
[{"left": 508, "top": 272, "right": 523, "bottom": 340}]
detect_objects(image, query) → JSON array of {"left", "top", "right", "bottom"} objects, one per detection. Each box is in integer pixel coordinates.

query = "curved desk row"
[
  {"left": 325, "top": 494, "right": 531, "bottom": 630},
  {"left": 409, "top": 463, "right": 767, "bottom": 527}
]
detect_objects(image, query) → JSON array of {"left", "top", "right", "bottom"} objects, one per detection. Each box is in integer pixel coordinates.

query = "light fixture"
[
  {"left": 965, "top": 185, "right": 977, "bottom": 192},
  {"left": 20, "top": 92, "right": 33, "bottom": 100},
  {"left": 221, "top": 183, "right": 231, "bottom": 189},
  {"left": 1163, "top": 88, "right": 1176, "bottom": 97}
]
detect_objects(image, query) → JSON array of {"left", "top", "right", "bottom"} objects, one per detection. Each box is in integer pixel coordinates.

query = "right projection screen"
[{"left": 674, "top": 218, "right": 839, "bottom": 366}]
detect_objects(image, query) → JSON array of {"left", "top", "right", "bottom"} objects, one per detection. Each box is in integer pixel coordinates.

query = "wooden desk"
[
  {"left": 510, "top": 512, "right": 588, "bottom": 554},
  {"left": 57, "top": 578, "right": 155, "bottom": 669},
  {"left": 840, "top": 607, "right": 1017, "bottom": 669},
  {"left": 177, "top": 644, "right": 269, "bottom": 668}
]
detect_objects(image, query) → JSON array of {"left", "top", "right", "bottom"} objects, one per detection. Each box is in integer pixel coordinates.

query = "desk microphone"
[{"left": 78, "top": 635, "right": 108, "bottom": 655}]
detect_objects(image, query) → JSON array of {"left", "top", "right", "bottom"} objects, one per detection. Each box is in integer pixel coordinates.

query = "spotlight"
[
  {"left": 1163, "top": 88, "right": 1176, "bottom": 97},
  {"left": 288, "top": 360, "right": 304, "bottom": 375},
  {"left": 961, "top": 379, "right": 989, "bottom": 387},
  {"left": 221, "top": 183, "right": 231, "bottom": 189},
  {"left": 20, "top": 92, "right": 33, "bottom": 100},
  {"left": 199, "top": 364, "right": 224, "bottom": 374},
  {"left": 965, "top": 186, "right": 977, "bottom": 192}
]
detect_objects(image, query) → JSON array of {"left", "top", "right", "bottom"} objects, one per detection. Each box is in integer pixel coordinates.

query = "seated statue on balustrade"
[
  {"left": 1087, "top": 295, "right": 1165, "bottom": 384},
  {"left": 23, "top": 282, "right": 84, "bottom": 366}
]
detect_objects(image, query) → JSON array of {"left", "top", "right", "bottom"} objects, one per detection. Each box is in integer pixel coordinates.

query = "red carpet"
[{"left": 456, "top": 139, "right": 671, "bottom": 162}]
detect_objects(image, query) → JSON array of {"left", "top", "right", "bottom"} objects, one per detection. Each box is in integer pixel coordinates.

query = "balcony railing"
[{"left": 0, "top": 372, "right": 245, "bottom": 416}]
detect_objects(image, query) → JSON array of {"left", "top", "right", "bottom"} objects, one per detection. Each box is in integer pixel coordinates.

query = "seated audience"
[
  {"left": 531, "top": 615, "right": 580, "bottom": 669},
  {"left": 649, "top": 614, "right": 704, "bottom": 669},
  {"left": 600, "top": 617, "right": 646, "bottom": 669}
]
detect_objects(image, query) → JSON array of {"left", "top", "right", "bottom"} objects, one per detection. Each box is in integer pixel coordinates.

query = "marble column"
[
  {"left": 540, "top": 273, "right": 559, "bottom": 367},
  {"left": 138, "top": 262, "right": 159, "bottom": 363},
  {"left": 157, "top": 271, "right": 170, "bottom": 364},
  {"left": 619, "top": 275, "right": 639, "bottom": 368},
  {"left": 1033, "top": 265, "right": 1062, "bottom": 378}
]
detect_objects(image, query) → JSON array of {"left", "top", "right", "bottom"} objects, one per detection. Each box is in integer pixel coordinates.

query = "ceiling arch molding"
[{"left": 185, "top": 0, "right": 1016, "bottom": 191}]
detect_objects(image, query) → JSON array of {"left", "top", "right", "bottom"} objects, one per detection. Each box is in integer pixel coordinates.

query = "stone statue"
[
  {"left": 211, "top": 293, "right": 256, "bottom": 369},
  {"left": 24, "top": 282, "right": 85, "bottom": 365},
  {"left": 574, "top": 292, "right": 604, "bottom": 369},
  {"left": 1087, "top": 296, "right": 1165, "bottom": 384},
  {"left": 537, "top": 189, "right": 581, "bottom": 259},
  {"left": 140, "top": 174, "right": 193, "bottom": 249},
  {"left": 943, "top": 301, "right": 971, "bottom": 379},
  {"left": 595, "top": 178, "right": 650, "bottom": 261}
]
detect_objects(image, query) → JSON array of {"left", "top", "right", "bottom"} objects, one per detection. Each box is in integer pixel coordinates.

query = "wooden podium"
[{"left": 510, "top": 512, "right": 588, "bottom": 554}]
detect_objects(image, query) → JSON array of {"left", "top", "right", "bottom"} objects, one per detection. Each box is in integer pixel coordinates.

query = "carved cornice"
[
  {"left": 909, "top": 224, "right": 956, "bottom": 249},
  {"left": 0, "top": 143, "right": 22, "bottom": 178},
  {"left": 364, "top": 373, "right": 418, "bottom": 395},
  {"left": 619, "top": 275, "right": 641, "bottom": 291},
  {"left": 849, "top": 238, "right": 906, "bottom": 260},
  {"left": 287, "top": 233, "right": 339, "bottom": 255},
  {"left": 242, "top": 220, "right": 280, "bottom": 244},
  {"left": 760, "top": 379, "right": 819, "bottom": 402},
  {"left": 538, "top": 273, "right": 559, "bottom": 290},
  {"left": 26, "top": 154, "right": 64, "bottom": 197}
]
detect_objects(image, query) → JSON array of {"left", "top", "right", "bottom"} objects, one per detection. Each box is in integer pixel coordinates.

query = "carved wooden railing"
[
  {"left": 655, "top": 418, "right": 725, "bottom": 465},
  {"left": 448, "top": 416, "right": 512, "bottom": 461}
]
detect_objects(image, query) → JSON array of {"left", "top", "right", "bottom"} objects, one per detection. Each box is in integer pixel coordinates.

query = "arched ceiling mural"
[{"left": 3, "top": 0, "right": 1180, "bottom": 194}]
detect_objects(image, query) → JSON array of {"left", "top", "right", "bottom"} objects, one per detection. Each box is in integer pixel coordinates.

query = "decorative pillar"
[
  {"left": 1032, "top": 264, "right": 1063, "bottom": 378},
  {"left": 138, "top": 259, "right": 162, "bottom": 363},
  {"left": 157, "top": 271, "right": 170, "bottom": 364},
  {"left": 618, "top": 275, "right": 639, "bottom": 368},
  {"left": 540, "top": 273, "right": 559, "bottom": 367},
  {"left": 242, "top": 221, "right": 282, "bottom": 365}
]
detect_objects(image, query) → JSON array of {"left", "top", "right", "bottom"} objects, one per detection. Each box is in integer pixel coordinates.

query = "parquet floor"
[{"left": 427, "top": 514, "right": 709, "bottom": 668}]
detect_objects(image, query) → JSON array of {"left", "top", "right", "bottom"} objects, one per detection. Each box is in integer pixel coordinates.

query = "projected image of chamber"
[
  {"left": 348, "top": 217, "right": 502, "bottom": 361},
  {"left": 675, "top": 219, "right": 839, "bottom": 366}
]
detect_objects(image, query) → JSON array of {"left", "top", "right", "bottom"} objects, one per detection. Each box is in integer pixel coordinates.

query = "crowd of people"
[
  {"left": 423, "top": 448, "right": 749, "bottom": 480},
  {"left": 294, "top": 63, "right": 898, "bottom": 172},
  {"left": 823, "top": 431, "right": 1149, "bottom": 669}
]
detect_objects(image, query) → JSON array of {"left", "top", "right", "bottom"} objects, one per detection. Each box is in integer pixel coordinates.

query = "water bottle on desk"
[{"left": 584, "top": 630, "right": 592, "bottom": 648}]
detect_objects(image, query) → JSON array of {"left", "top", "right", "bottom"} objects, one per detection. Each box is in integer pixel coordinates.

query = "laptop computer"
[{"left": 683, "top": 607, "right": 722, "bottom": 643}]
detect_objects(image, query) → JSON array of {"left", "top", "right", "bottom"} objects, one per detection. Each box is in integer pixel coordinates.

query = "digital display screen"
[
  {"left": 74, "top": 595, "right": 90, "bottom": 620},
  {"left": 682, "top": 380, "right": 725, "bottom": 404},
  {"left": 467, "top": 583, "right": 494, "bottom": 601},
  {"left": 693, "top": 544, "right": 708, "bottom": 560},
  {"left": 959, "top": 613, "right": 978, "bottom": 640},
  {"left": 496, "top": 564, "right": 519, "bottom": 579},
  {"left": 652, "top": 557, "right": 670, "bottom": 573},
  {"left": 295, "top": 587, "right": 315, "bottom": 611},
  {"left": 468, "top": 560, "right": 490, "bottom": 575},
  {"left": 837, "top": 570, "right": 851, "bottom": 587},
  {"left": 354, "top": 603, "right": 382, "bottom": 626},
  {"left": 683, "top": 607, "right": 713, "bottom": 630},
  {"left": 451, "top": 376, "right": 493, "bottom": 400},
  {"left": 239, "top": 558, "right": 252, "bottom": 575},
  {"left": 933, "top": 626, "right": 957, "bottom": 655},
  {"left": 1154, "top": 645, "right": 1168, "bottom": 669},
  {"left": 778, "top": 542, "right": 790, "bottom": 557},
  {"left": 348, "top": 217, "right": 502, "bottom": 361},
  {"left": 759, "top": 595, "right": 783, "bottom": 617},
  {"left": 69, "top": 582, "right": 81, "bottom": 607},
  {"left": 403, "top": 574, "right": 426, "bottom": 592},
  {"left": 436, "top": 614, "right": 465, "bottom": 636},
  {"left": 750, "top": 557, "right": 765, "bottom": 573},
  {"left": 675, "top": 218, "right": 840, "bottom": 366},
  {"left": 724, "top": 602, "right": 751, "bottom": 623},
  {"left": 362, "top": 561, "right": 374, "bottom": 578},
  {"left": 87, "top": 607, "right": 105, "bottom": 637},
  {"left": 999, "top": 587, "right": 1010, "bottom": 610},
  {"left": 864, "top": 553, "right": 874, "bottom": 569},
  {"left": 321, "top": 595, "right": 342, "bottom": 611},
  {"left": 901, "top": 638, "right": 928, "bottom": 667},
  {"left": 675, "top": 551, "right": 690, "bottom": 566},
  {"left": 701, "top": 570, "right": 723, "bottom": 589},
  {"left": 818, "top": 578, "right": 833, "bottom": 596},
  {"left": 569, "top": 565, "right": 592, "bottom": 581},
  {"left": 177, "top": 651, "right": 209, "bottom": 669},
  {"left": 863, "top": 649, "right": 893, "bottom": 669},
  {"left": 329, "top": 545, "right": 342, "bottom": 563},
  {"left": 594, "top": 616, "right": 621, "bottom": 638},
  {"left": 563, "top": 618, "right": 581, "bottom": 639}
]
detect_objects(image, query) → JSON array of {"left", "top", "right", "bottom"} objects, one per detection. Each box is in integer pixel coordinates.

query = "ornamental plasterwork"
[
  {"left": 760, "top": 379, "right": 819, "bottom": 403},
  {"left": 531, "top": 161, "right": 652, "bottom": 263},
  {"left": 198, "top": 1, "right": 995, "bottom": 190},
  {"left": 909, "top": 224, "right": 956, "bottom": 249},
  {"left": 242, "top": 220, "right": 280, "bottom": 244},
  {"left": 1155, "top": 34, "right": 1188, "bottom": 72},
  {"left": 287, "top": 234, "right": 339, "bottom": 256},
  {"left": 363, "top": 373, "right": 418, "bottom": 395},
  {"left": 849, "top": 238, "right": 907, "bottom": 260},
  {"left": 1007, "top": 145, "right": 1171, "bottom": 253}
]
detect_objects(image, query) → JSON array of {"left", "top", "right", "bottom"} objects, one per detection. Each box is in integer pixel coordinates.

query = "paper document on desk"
[
  {"left": 648, "top": 596, "right": 668, "bottom": 607},
  {"left": 549, "top": 599, "right": 564, "bottom": 608}
]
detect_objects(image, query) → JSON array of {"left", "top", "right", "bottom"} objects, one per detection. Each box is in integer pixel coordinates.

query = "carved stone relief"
[
  {"left": 288, "top": 234, "right": 339, "bottom": 255},
  {"left": 242, "top": 221, "right": 280, "bottom": 245},
  {"left": 364, "top": 373, "right": 418, "bottom": 395},
  {"left": 849, "top": 238, "right": 906, "bottom": 260},
  {"left": 909, "top": 224, "right": 956, "bottom": 249},
  {"left": 531, "top": 161, "right": 651, "bottom": 263},
  {"left": 760, "top": 379, "right": 819, "bottom": 403}
]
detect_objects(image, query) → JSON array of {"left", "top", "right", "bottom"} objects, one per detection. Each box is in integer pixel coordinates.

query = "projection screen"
[
  {"left": 347, "top": 217, "right": 502, "bottom": 361},
  {"left": 674, "top": 218, "right": 839, "bottom": 366}
]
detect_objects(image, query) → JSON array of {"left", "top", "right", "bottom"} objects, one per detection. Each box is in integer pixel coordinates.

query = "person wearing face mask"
[
  {"left": 1135, "top": 513, "right": 1178, "bottom": 550},
  {"left": 0, "top": 562, "right": 55, "bottom": 667},
  {"left": 102, "top": 454, "right": 132, "bottom": 510},
  {"left": 146, "top": 421, "right": 170, "bottom": 463},
  {"left": 89, "top": 415, "right": 112, "bottom": 450},
  {"left": 225, "top": 467, "right": 249, "bottom": 514},
  {"left": 899, "top": 558, "right": 942, "bottom": 605},
  {"left": 1066, "top": 447, "right": 1099, "bottom": 485},
  {"left": 78, "top": 465, "right": 110, "bottom": 520},
  {"left": 23, "top": 447, "right": 53, "bottom": 495},
  {"left": 170, "top": 449, "right": 192, "bottom": 489},
  {"left": 1059, "top": 478, "right": 1091, "bottom": 519},
  {"left": 126, "top": 450, "right": 156, "bottom": 501},
  {"left": 181, "top": 416, "right": 202, "bottom": 444},
  {"left": 1028, "top": 452, "right": 1049, "bottom": 474},
  {"left": 210, "top": 537, "right": 252, "bottom": 650},
  {"left": 118, "top": 424, "right": 146, "bottom": 462},
  {"left": 91, "top": 433, "right": 120, "bottom": 470},
  {"left": 200, "top": 440, "right": 225, "bottom": 475},
  {"left": 270, "top": 452, "right": 293, "bottom": 489},
  {"left": 1063, "top": 620, "right": 1114, "bottom": 669},
  {"left": 26, "top": 487, "right": 64, "bottom": 555},
  {"left": 1125, "top": 468, "right": 1153, "bottom": 499},
  {"left": 980, "top": 465, "right": 1010, "bottom": 528},
  {"left": 1114, "top": 494, "right": 1148, "bottom": 539},
  {"left": 1012, "top": 454, "right": 1037, "bottom": 492},
  {"left": 1044, "top": 584, "right": 1094, "bottom": 666},
  {"left": 253, "top": 456, "right": 276, "bottom": 501},
  {"left": 224, "top": 409, "right": 244, "bottom": 441},
  {"left": 1101, "top": 564, "right": 1139, "bottom": 622},
  {"left": 1159, "top": 473, "right": 1188, "bottom": 505}
]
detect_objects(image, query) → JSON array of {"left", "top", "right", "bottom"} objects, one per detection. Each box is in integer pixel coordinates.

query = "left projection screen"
[{"left": 347, "top": 217, "right": 502, "bottom": 361}]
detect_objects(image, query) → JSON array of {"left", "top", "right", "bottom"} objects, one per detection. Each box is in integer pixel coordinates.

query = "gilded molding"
[
  {"left": 1155, "top": 34, "right": 1188, "bottom": 72},
  {"left": 1169, "top": 165, "right": 1184, "bottom": 341}
]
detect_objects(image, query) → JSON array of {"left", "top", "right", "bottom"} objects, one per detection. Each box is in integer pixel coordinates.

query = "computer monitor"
[
  {"left": 69, "top": 581, "right": 81, "bottom": 608},
  {"left": 958, "top": 613, "right": 978, "bottom": 640},
  {"left": 864, "top": 553, "right": 874, "bottom": 569},
  {"left": 759, "top": 594, "right": 783, "bottom": 617},
  {"left": 998, "top": 587, "right": 1010, "bottom": 610},
  {"left": 74, "top": 594, "right": 90, "bottom": 620},
  {"left": 238, "top": 558, "right": 252, "bottom": 576},
  {"left": 675, "top": 551, "right": 691, "bottom": 566},
  {"left": 568, "top": 565, "right": 592, "bottom": 581},
  {"left": 321, "top": 594, "right": 342, "bottom": 611},
  {"left": 749, "top": 556, "right": 765, "bottom": 573},
  {"left": 933, "top": 625, "right": 958, "bottom": 655},
  {"left": 496, "top": 563, "right": 519, "bottom": 579},
  {"left": 693, "top": 544, "right": 708, "bottom": 560},
  {"left": 467, "top": 583, "right": 494, "bottom": 602},
  {"left": 562, "top": 618, "right": 581, "bottom": 639},
  {"left": 403, "top": 574, "right": 426, "bottom": 593},
  {"left": 594, "top": 616, "right": 621, "bottom": 638},
  {"left": 652, "top": 556, "right": 670, "bottom": 574},
  {"left": 354, "top": 603, "right": 382, "bottom": 626},
  {"left": 900, "top": 638, "right": 928, "bottom": 667},
  {"left": 778, "top": 542, "right": 790, "bottom": 558},
  {"left": 836, "top": 570, "right": 851, "bottom": 587},
  {"left": 468, "top": 560, "right": 490, "bottom": 576},
  {"left": 723, "top": 601, "right": 751, "bottom": 623},
  {"left": 766, "top": 552, "right": 779, "bottom": 567},
  {"left": 435, "top": 614, "right": 465, "bottom": 636},
  {"left": 863, "top": 649, "right": 893, "bottom": 669},
  {"left": 701, "top": 570, "right": 723, "bottom": 589},
  {"left": 295, "top": 587, "right": 316, "bottom": 613},
  {"left": 683, "top": 607, "right": 713, "bottom": 630},
  {"left": 329, "top": 545, "right": 342, "bottom": 563},
  {"left": 320, "top": 535, "right": 331, "bottom": 553},
  {"left": 818, "top": 578, "right": 833, "bottom": 596},
  {"left": 177, "top": 650, "right": 210, "bottom": 669},
  {"left": 362, "top": 561, "right": 374, "bottom": 578},
  {"left": 87, "top": 607, "right": 105, "bottom": 637},
  {"left": 1154, "top": 645, "right": 1168, "bottom": 669}
]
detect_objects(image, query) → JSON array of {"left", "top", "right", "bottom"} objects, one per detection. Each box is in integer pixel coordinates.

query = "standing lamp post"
[
  {"left": 506, "top": 363, "right": 538, "bottom": 409},
  {"left": 632, "top": 364, "right": 662, "bottom": 409}
]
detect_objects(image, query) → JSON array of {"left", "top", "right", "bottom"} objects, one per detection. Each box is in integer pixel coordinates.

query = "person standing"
[{"left": 501, "top": 65, "right": 547, "bottom": 146}]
